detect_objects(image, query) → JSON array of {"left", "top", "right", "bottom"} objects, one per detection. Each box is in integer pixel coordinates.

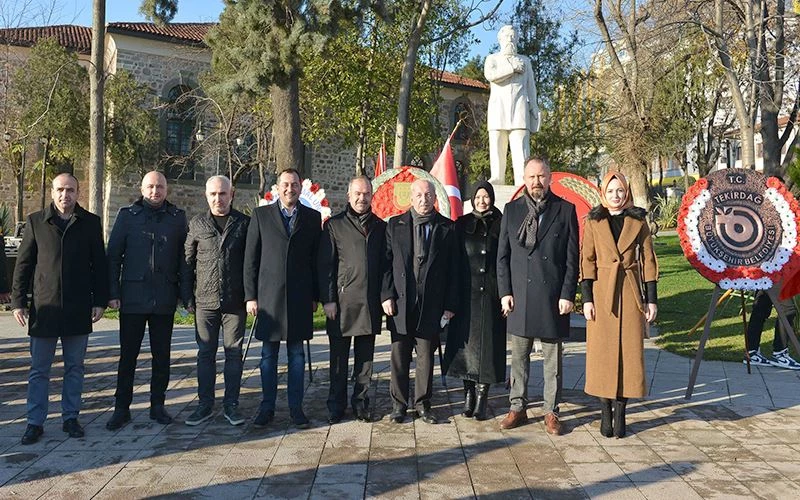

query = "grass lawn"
[
  {"left": 104, "top": 308, "right": 327, "bottom": 331},
  {"left": 654, "top": 235, "right": 798, "bottom": 361}
]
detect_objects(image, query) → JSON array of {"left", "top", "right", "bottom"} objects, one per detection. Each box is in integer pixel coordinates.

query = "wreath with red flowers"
[
  {"left": 677, "top": 174, "right": 800, "bottom": 290},
  {"left": 371, "top": 166, "right": 450, "bottom": 221}
]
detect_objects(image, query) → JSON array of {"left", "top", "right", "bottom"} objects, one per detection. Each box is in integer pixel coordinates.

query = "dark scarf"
[
  {"left": 411, "top": 207, "right": 436, "bottom": 279},
  {"left": 471, "top": 181, "right": 496, "bottom": 220},
  {"left": 346, "top": 204, "right": 375, "bottom": 235},
  {"left": 517, "top": 189, "right": 550, "bottom": 249}
]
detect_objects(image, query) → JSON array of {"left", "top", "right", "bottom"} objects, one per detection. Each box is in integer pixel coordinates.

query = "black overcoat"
[
  {"left": 11, "top": 204, "right": 109, "bottom": 338},
  {"left": 381, "top": 211, "right": 459, "bottom": 339},
  {"left": 444, "top": 210, "right": 506, "bottom": 383},
  {"left": 497, "top": 194, "right": 579, "bottom": 339},
  {"left": 185, "top": 209, "right": 250, "bottom": 312},
  {"left": 244, "top": 202, "right": 321, "bottom": 342},
  {"left": 318, "top": 210, "right": 386, "bottom": 337},
  {"left": 107, "top": 198, "right": 192, "bottom": 315}
]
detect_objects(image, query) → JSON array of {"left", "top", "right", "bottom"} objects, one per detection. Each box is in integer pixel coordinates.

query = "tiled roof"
[
  {"left": 107, "top": 22, "right": 213, "bottom": 46},
  {"left": 433, "top": 69, "right": 488, "bottom": 90},
  {"left": 0, "top": 25, "right": 92, "bottom": 54}
]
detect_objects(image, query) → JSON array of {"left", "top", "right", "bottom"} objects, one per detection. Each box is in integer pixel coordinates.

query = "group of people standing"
[{"left": 7, "top": 157, "right": 660, "bottom": 447}]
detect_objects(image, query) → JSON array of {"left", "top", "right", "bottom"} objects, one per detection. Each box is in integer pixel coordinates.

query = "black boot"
[
  {"left": 462, "top": 380, "right": 476, "bottom": 417},
  {"left": 599, "top": 398, "right": 613, "bottom": 438},
  {"left": 613, "top": 398, "right": 627, "bottom": 438},
  {"left": 473, "top": 383, "right": 490, "bottom": 421}
]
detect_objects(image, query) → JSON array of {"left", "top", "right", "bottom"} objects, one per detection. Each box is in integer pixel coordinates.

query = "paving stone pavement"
[{"left": 1, "top": 313, "right": 799, "bottom": 499}]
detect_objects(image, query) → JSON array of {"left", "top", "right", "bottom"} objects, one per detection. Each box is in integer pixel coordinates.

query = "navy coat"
[
  {"left": 244, "top": 202, "right": 321, "bottom": 342},
  {"left": 497, "top": 193, "right": 579, "bottom": 339},
  {"left": 107, "top": 198, "right": 192, "bottom": 315}
]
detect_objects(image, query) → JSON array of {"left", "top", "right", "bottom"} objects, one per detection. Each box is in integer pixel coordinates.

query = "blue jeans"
[
  {"left": 28, "top": 335, "right": 89, "bottom": 426},
  {"left": 259, "top": 340, "right": 305, "bottom": 412}
]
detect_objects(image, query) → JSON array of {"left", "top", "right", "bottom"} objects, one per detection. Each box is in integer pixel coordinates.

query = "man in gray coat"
[
  {"left": 245, "top": 168, "right": 321, "bottom": 429},
  {"left": 318, "top": 176, "right": 386, "bottom": 424},
  {"left": 497, "top": 157, "right": 578, "bottom": 435},
  {"left": 184, "top": 175, "right": 250, "bottom": 427},
  {"left": 106, "top": 171, "right": 192, "bottom": 430}
]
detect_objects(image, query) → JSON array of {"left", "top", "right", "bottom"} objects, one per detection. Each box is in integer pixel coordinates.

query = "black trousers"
[
  {"left": 390, "top": 332, "right": 436, "bottom": 411},
  {"left": 327, "top": 335, "right": 375, "bottom": 414},
  {"left": 114, "top": 313, "right": 174, "bottom": 409},
  {"left": 746, "top": 291, "right": 795, "bottom": 353}
]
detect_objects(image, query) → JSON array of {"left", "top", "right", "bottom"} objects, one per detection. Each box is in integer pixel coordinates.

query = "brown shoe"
[
  {"left": 544, "top": 412, "right": 562, "bottom": 435},
  {"left": 500, "top": 409, "right": 528, "bottom": 430}
]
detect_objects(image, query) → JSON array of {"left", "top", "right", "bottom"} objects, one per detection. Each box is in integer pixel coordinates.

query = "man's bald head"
[
  {"left": 410, "top": 179, "right": 435, "bottom": 216},
  {"left": 141, "top": 171, "right": 167, "bottom": 207}
]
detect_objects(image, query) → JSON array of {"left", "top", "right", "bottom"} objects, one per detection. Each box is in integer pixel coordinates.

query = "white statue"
[{"left": 484, "top": 25, "right": 540, "bottom": 186}]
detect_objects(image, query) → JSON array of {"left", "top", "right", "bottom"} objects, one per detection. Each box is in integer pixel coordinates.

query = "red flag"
[
  {"left": 430, "top": 134, "right": 463, "bottom": 220},
  {"left": 374, "top": 141, "right": 387, "bottom": 178}
]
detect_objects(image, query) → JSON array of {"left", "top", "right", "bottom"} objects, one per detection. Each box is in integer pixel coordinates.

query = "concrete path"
[{"left": 1, "top": 314, "right": 799, "bottom": 499}]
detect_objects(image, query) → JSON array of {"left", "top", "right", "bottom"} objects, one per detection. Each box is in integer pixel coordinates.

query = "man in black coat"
[
  {"left": 0, "top": 236, "right": 8, "bottom": 302},
  {"left": 381, "top": 179, "right": 458, "bottom": 424},
  {"left": 11, "top": 173, "right": 108, "bottom": 444},
  {"left": 184, "top": 175, "right": 250, "bottom": 427},
  {"left": 497, "top": 157, "right": 579, "bottom": 435},
  {"left": 318, "top": 176, "right": 386, "bottom": 424},
  {"left": 106, "top": 171, "right": 192, "bottom": 430},
  {"left": 245, "top": 168, "right": 321, "bottom": 429}
]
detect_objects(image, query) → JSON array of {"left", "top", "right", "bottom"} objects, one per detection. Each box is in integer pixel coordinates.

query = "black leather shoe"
[
  {"left": 149, "top": 405, "right": 173, "bottom": 425},
  {"left": 355, "top": 406, "right": 371, "bottom": 422},
  {"left": 327, "top": 412, "right": 343, "bottom": 425},
  {"left": 21, "top": 424, "right": 43, "bottom": 445},
  {"left": 389, "top": 405, "right": 407, "bottom": 423},
  {"left": 253, "top": 409, "right": 274, "bottom": 427},
  {"left": 599, "top": 398, "right": 613, "bottom": 438},
  {"left": 62, "top": 418, "right": 84, "bottom": 438},
  {"left": 106, "top": 408, "right": 131, "bottom": 431},
  {"left": 417, "top": 407, "right": 438, "bottom": 425},
  {"left": 291, "top": 409, "right": 311, "bottom": 429}
]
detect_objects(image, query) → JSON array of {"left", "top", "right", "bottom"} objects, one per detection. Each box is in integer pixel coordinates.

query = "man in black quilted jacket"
[{"left": 184, "top": 175, "right": 250, "bottom": 426}]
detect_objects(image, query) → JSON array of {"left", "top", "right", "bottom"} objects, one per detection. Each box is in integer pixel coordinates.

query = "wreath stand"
[{"left": 685, "top": 285, "right": 800, "bottom": 399}]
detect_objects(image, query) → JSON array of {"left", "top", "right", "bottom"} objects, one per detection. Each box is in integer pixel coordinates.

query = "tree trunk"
[
  {"left": 394, "top": 0, "right": 432, "bottom": 168},
  {"left": 624, "top": 159, "right": 650, "bottom": 210},
  {"left": 270, "top": 74, "right": 304, "bottom": 175},
  {"left": 89, "top": 0, "right": 105, "bottom": 215},
  {"left": 15, "top": 144, "right": 26, "bottom": 224}
]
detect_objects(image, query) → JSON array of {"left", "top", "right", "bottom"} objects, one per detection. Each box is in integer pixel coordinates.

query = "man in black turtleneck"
[
  {"left": 106, "top": 171, "right": 192, "bottom": 430},
  {"left": 381, "top": 179, "right": 458, "bottom": 424},
  {"left": 318, "top": 176, "right": 387, "bottom": 424}
]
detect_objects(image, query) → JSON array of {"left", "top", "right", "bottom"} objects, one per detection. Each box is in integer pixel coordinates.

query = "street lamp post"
[{"left": 39, "top": 136, "right": 49, "bottom": 211}]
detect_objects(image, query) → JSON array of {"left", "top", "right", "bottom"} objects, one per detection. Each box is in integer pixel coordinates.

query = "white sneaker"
[
  {"left": 744, "top": 350, "right": 772, "bottom": 367},
  {"left": 769, "top": 349, "right": 800, "bottom": 370}
]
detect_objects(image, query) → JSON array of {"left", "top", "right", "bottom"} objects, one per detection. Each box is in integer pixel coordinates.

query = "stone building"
[{"left": 0, "top": 22, "right": 488, "bottom": 231}]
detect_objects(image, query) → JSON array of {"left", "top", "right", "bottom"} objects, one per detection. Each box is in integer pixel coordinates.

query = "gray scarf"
[
  {"left": 517, "top": 190, "right": 549, "bottom": 249},
  {"left": 411, "top": 208, "right": 435, "bottom": 280}
]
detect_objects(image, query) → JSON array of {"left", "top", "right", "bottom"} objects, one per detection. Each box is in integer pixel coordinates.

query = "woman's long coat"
[
  {"left": 581, "top": 208, "right": 658, "bottom": 399},
  {"left": 443, "top": 211, "right": 506, "bottom": 383},
  {"left": 244, "top": 203, "right": 321, "bottom": 342}
]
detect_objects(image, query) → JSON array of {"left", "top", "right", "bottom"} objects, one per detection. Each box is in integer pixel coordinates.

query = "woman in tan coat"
[{"left": 581, "top": 172, "right": 658, "bottom": 438}]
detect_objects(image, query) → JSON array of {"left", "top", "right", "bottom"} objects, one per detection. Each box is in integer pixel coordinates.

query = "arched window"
[
  {"left": 452, "top": 100, "right": 474, "bottom": 143},
  {"left": 162, "top": 84, "right": 196, "bottom": 180}
]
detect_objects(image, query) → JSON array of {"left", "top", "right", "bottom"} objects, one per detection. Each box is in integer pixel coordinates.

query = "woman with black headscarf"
[{"left": 443, "top": 181, "right": 506, "bottom": 420}]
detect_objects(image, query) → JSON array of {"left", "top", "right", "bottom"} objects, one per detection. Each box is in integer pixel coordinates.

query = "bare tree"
[{"left": 88, "top": 0, "right": 104, "bottom": 214}]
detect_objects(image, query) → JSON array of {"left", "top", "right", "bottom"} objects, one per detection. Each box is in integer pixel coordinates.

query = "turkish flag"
[
  {"left": 374, "top": 142, "right": 387, "bottom": 178},
  {"left": 430, "top": 135, "right": 463, "bottom": 220}
]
